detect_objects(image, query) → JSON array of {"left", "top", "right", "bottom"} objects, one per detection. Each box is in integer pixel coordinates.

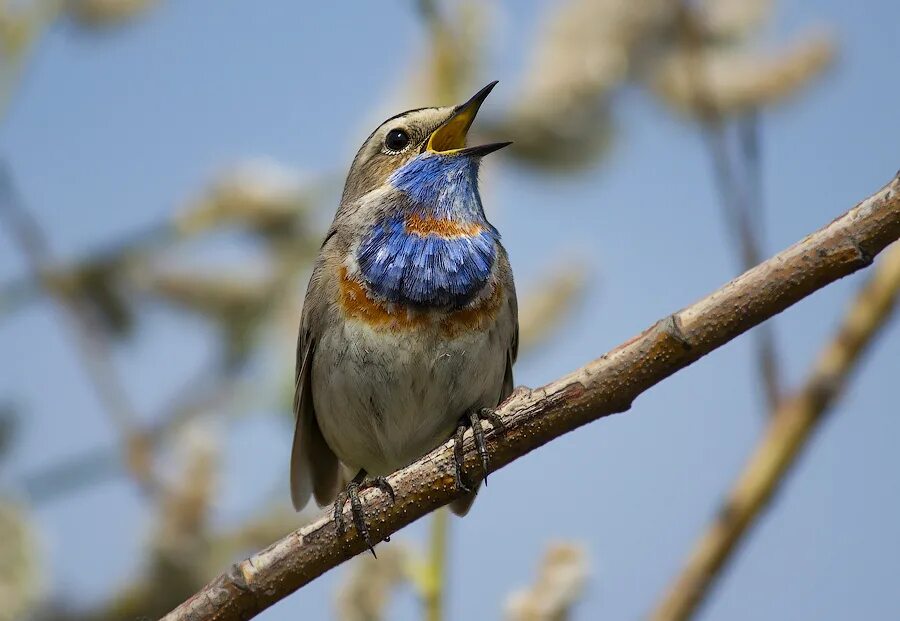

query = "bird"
[{"left": 290, "top": 81, "right": 517, "bottom": 553}]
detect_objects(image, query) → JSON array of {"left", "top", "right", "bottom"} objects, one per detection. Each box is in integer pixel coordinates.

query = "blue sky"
[{"left": 1, "top": 1, "right": 898, "bottom": 619}]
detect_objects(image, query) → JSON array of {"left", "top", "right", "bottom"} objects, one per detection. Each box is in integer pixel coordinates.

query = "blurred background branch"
[
  {"left": 0, "top": 163, "right": 157, "bottom": 494},
  {"left": 650, "top": 239, "right": 900, "bottom": 621},
  {"left": 668, "top": 0, "right": 795, "bottom": 411},
  {"left": 504, "top": 542, "right": 589, "bottom": 621}
]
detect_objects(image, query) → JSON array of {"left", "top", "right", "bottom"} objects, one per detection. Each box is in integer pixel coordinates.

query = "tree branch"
[
  {"left": 163, "top": 173, "right": 900, "bottom": 621},
  {"left": 649, "top": 236, "right": 900, "bottom": 621}
]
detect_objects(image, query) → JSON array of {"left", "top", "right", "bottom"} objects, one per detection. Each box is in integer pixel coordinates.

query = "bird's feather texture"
[
  {"left": 357, "top": 153, "right": 499, "bottom": 308},
  {"left": 290, "top": 104, "right": 518, "bottom": 517}
]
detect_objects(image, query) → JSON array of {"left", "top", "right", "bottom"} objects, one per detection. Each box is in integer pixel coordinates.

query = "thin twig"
[
  {"left": 423, "top": 508, "right": 448, "bottom": 621},
  {"left": 162, "top": 172, "right": 900, "bottom": 621},
  {"left": 0, "top": 164, "right": 157, "bottom": 494},
  {"left": 649, "top": 238, "right": 900, "bottom": 621},
  {"left": 0, "top": 219, "right": 177, "bottom": 321},
  {"left": 678, "top": 0, "right": 783, "bottom": 410},
  {"left": 0, "top": 167, "right": 327, "bottom": 322},
  {"left": 702, "top": 120, "right": 782, "bottom": 409},
  {"left": 740, "top": 113, "right": 784, "bottom": 407}
]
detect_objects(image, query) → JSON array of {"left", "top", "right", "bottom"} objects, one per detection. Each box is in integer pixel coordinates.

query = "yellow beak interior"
[
  {"left": 426, "top": 81, "right": 497, "bottom": 154},
  {"left": 426, "top": 107, "right": 478, "bottom": 153}
]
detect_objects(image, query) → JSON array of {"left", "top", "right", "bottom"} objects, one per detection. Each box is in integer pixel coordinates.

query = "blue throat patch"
[{"left": 357, "top": 153, "right": 499, "bottom": 308}]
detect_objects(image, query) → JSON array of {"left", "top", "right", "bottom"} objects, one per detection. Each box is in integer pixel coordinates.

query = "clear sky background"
[{"left": 1, "top": 1, "right": 898, "bottom": 619}]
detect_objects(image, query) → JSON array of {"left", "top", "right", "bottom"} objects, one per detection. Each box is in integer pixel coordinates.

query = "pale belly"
[{"left": 312, "top": 318, "right": 509, "bottom": 476}]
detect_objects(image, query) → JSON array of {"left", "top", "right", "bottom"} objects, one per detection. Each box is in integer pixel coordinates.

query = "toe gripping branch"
[
  {"left": 333, "top": 472, "right": 395, "bottom": 558},
  {"left": 332, "top": 407, "right": 504, "bottom": 558},
  {"left": 453, "top": 407, "right": 506, "bottom": 492}
]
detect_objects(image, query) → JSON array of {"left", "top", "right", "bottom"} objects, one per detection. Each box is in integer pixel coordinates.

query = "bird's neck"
[{"left": 356, "top": 154, "right": 499, "bottom": 309}]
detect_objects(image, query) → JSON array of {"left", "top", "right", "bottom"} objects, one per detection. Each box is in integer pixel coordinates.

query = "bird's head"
[
  {"left": 338, "top": 82, "right": 509, "bottom": 308},
  {"left": 341, "top": 81, "right": 510, "bottom": 207}
]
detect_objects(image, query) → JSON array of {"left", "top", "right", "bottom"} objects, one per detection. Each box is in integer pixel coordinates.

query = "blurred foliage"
[
  {"left": 0, "top": 501, "right": 42, "bottom": 621},
  {"left": 518, "top": 263, "right": 587, "bottom": 353},
  {"left": 334, "top": 543, "right": 412, "bottom": 621},
  {"left": 504, "top": 543, "right": 589, "bottom": 621},
  {"left": 67, "top": 0, "right": 159, "bottom": 29},
  {"left": 486, "top": 0, "right": 833, "bottom": 169},
  {"left": 0, "top": 0, "right": 841, "bottom": 619},
  {"left": 486, "top": 0, "right": 673, "bottom": 168},
  {"left": 652, "top": 24, "right": 834, "bottom": 118},
  {"left": 414, "top": 0, "right": 486, "bottom": 106}
]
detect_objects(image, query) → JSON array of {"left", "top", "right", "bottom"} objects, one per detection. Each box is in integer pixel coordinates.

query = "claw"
[
  {"left": 333, "top": 490, "right": 348, "bottom": 534},
  {"left": 371, "top": 476, "right": 396, "bottom": 502},
  {"left": 480, "top": 408, "right": 505, "bottom": 434},
  {"left": 453, "top": 421, "right": 474, "bottom": 493},
  {"left": 347, "top": 480, "right": 375, "bottom": 557},
  {"left": 332, "top": 470, "right": 396, "bottom": 558},
  {"left": 468, "top": 408, "right": 490, "bottom": 484},
  {"left": 453, "top": 408, "right": 504, "bottom": 490}
]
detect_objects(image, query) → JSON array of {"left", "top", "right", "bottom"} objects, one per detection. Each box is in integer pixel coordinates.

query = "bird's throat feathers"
[{"left": 356, "top": 154, "right": 499, "bottom": 308}]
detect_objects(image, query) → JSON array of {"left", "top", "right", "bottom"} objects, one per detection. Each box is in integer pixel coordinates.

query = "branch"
[
  {"left": 163, "top": 173, "right": 900, "bottom": 621},
  {"left": 0, "top": 164, "right": 157, "bottom": 493},
  {"left": 649, "top": 237, "right": 900, "bottom": 621},
  {"left": 703, "top": 119, "right": 783, "bottom": 409},
  {"left": 677, "top": 1, "right": 783, "bottom": 410}
]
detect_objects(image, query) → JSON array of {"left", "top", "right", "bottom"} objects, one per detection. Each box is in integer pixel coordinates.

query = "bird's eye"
[{"left": 384, "top": 128, "right": 410, "bottom": 152}]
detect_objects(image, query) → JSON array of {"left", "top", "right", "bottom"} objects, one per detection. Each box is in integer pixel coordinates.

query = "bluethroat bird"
[{"left": 290, "top": 82, "right": 517, "bottom": 553}]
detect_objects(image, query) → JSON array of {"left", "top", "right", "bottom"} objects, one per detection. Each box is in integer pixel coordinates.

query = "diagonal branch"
[
  {"left": 162, "top": 172, "right": 900, "bottom": 621},
  {"left": 649, "top": 237, "right": 900, "bottom": 621}
]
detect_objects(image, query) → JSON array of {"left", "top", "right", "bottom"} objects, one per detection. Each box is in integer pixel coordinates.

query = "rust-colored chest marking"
[{"left": 338, "top": 266, "right": 502, "bottom": 337}]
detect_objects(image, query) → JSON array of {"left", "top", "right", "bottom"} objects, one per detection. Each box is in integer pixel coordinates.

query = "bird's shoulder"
[{"left": 296, "top": 226, "right": 345, "bottom": 345}]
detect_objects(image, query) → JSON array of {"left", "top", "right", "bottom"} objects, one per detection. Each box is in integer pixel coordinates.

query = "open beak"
[{"left": 425, "top": 81, "right": 512, "bottom": 157}]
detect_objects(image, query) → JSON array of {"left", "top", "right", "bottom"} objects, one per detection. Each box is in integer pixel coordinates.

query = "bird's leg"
[
  {"left": 333, "top": 469, "right": 395, "bottom": 557},
  {"left": 453, "top": 407, "right": 506, "bottom": 491},
  {"left": 471, "top": 408, "right": 505, "bottom": 484},
  {"left": 453, "top": 422, "right": 474, "bottom": 493}
]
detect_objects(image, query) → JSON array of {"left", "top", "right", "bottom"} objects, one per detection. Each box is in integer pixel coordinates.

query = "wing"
[
  {"left": 501, "top": 334, "right": 516, "bottom": 401},
  {"left": 290, "top": 244, "right": 342, "bottom": 510},
  {"left": 500, "top": 247, "right": 519, "bottom": 402}
]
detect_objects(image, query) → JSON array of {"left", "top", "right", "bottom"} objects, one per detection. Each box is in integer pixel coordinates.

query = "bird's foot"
[
  {"left": 453, "top": 407, "right": 505, "bottom": 492},
  {"left": 333, "top": 472, "right": 395, "bottom": 557}
]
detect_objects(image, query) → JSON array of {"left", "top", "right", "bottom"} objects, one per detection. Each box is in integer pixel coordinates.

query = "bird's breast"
[
  {"left": 337, "top": 265, "right": 504, "bottom": 338},
  {"left": 356, "top": 211, "right": 498, "bottom": 308}
]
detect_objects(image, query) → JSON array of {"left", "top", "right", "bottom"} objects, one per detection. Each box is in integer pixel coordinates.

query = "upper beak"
[{"left": 426, "top": 81, "right": 511, "bottom": 157}]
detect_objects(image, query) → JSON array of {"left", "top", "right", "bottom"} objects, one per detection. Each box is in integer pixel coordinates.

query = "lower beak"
[
  {"left": 426, "top": 81, "right": 511, "bottom": 156},
  {"left": 452, "top": 142, "right": 513, "bottom": 157}
]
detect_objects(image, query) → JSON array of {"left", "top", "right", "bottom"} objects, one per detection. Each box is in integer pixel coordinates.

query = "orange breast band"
[
  {"left": 404, "top": 213, "right": 483, "bottom": 238},
  {"left": 338, "top": 266, "right": 503, "bottom": 337}
]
